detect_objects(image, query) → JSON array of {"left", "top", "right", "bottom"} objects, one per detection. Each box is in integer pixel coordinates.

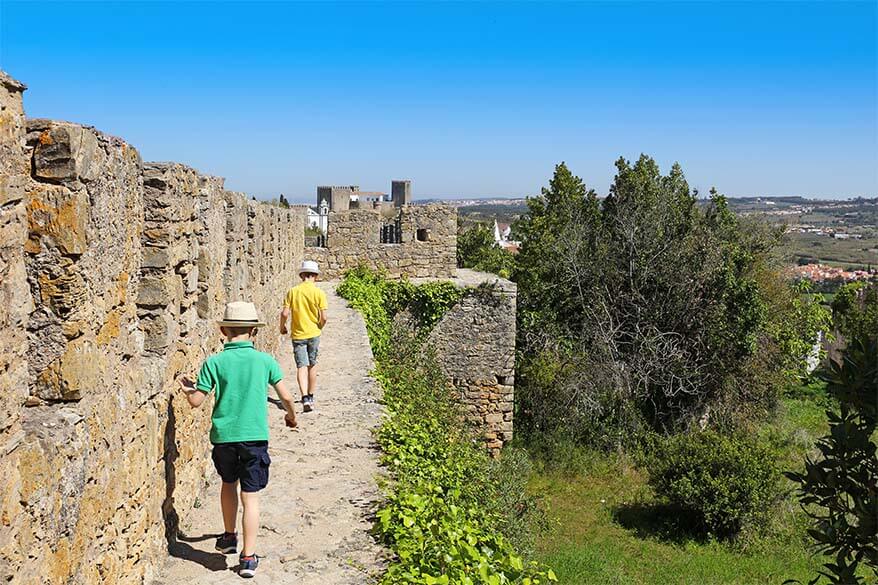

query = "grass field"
[
  {"left": 779, "top": 232, "right": 878, "bottom": 268},
  {"left": 526, "top": 391, "right": 854, "bottom": 585}
]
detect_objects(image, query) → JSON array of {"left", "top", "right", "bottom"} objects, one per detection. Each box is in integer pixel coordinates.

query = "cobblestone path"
[{"left": 153, "top": 282, "right": 386, "bottom": 584}]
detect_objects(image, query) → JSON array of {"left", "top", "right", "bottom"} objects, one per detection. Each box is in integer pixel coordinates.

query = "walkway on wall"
[{"left": 153, "top": 283, "right": 386, "bottom": 584}]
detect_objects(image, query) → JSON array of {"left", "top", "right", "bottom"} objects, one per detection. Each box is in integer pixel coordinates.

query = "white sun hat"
[
  {"left": 299, "top": 260, "right": 320, "bottom": 275},
  {"left": 216, "top": 301, "right": 266, "bottom": 328}
]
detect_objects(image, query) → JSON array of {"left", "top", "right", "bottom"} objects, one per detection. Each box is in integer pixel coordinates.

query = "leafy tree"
[
  {"left": 457, "top": 221, "right": 516, "bottom": 279},
  {"left": 514, "top": 156, "right": 826, "bottom": 444},
  {"left": 832, "top": 281, "right": 878, "bottom": 342},
  {"left": 785, "top": 333, "right": 878, "bottom": 584}
]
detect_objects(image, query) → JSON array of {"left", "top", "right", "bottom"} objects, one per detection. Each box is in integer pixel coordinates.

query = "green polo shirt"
[{"left": 195, "top": 341, "right": 283, "bottom": 444}]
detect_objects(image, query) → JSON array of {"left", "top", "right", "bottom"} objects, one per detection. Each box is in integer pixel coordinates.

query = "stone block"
[
  {"left": 142, "top": 247, "right": 170, "bottom": 269},
  {"left": 136, "top": 276, "right": 174, "bottom": 307},
  {"left": 26, "top": 184, "right": 89, "bottom": 256},
  {"left": 0, "top": 174, "right": 26, "bottom": 206},
  {"left": 140, "top": 312, "right": 176, "bottom": 352},
  {"left": 32, "top": 336, "right": 105, "bottom": 401},
  {"left": 197, "top": 249, "right": 212, "bottom": 280},
  {"left": 32, "top": 123, "right": 100, "bottom": 183}
]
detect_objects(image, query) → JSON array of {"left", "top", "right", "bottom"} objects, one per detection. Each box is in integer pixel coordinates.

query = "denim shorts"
[
  {"left": 292, "top": 336, "right": 320, "bottom": 368},
  {"left": 211, "top": 441, "right": 270, "bottom": 493}
]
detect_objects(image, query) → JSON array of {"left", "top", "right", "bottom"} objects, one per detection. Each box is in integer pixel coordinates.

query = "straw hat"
[
  {"left": 299, "top": 260, "right": 320, "bottom": 275},
  {"left": 216, "top": 301, "right": 266, "bottom": 328}
]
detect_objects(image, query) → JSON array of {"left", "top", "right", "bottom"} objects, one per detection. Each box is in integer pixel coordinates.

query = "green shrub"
[
  {"left": 831, "top": 281, "right": 878, "bottom": 342},
  {"left": 338, "top": 267, "right": 555, "bottom": 585},
  {"left": 457, "top": 221, "right": 517, "bottom": 279},
  {"left": 785, "top": 334, "right": 878, "bottom": 585},
  {"left": 336, "top": 266, "right": 466, "bottom": 360},
  {"left": 483, "top": 446, "right": 549, "bottom": 560},
  {"left": 646, "top": 431, "right": 779, "bottom": 538}
]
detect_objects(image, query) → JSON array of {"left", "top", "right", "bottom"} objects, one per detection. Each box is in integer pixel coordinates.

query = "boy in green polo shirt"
[{"left": 179, "top": 301, "right": 298, "bottom": 578}]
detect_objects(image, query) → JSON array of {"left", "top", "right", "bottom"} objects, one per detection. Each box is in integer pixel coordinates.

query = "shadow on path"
[{"left": 168, "top": 535, "right": 229, "bottom": 572}]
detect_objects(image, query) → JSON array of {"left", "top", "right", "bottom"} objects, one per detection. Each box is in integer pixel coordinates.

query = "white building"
[
  {"left": 493, "top": 220, "right": 512, "bottom": 244},
  {"left": 493, "top": 220, "right": 520, "bottom": 252},
  {"left": 306, "top": 207, "right": 320, "bottom": 229}
]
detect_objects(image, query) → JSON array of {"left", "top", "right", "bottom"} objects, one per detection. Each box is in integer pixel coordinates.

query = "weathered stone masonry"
[
  {"left": 0, "top": 72, "right": 305, "bottom": 585},
  {"left": 425, "top": 270, "right": 517, "bottom": 456},
  {"left": 305, "top": 205, "right": 457, "bottom": 280}
]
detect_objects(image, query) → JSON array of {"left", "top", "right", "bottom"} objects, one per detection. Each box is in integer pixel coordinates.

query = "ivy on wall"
[{"left": 338, "top": 267, "right": 555, "bottom": 585}]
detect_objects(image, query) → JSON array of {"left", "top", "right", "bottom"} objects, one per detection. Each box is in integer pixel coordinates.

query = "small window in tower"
[{"left": 416, "top": 228, "right": 430, "bottom": 242}]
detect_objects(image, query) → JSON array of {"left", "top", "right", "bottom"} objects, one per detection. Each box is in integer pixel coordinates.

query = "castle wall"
[
  {"left": 305, "top": 205, "right": 456, "bottom": 280},
  {"left": 0, "top": 73, "right": 35, "bottom": 584},
  {"left": 426, "top": 270, "right": 516, "bottom": 456},
  {"left": 0, "top": 72, "right": 305, "bottom": 585}
]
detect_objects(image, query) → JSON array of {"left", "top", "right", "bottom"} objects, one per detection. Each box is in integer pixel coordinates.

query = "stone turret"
[
  {"left": 392, "top": 179, "right": 412, "bottom": 207},
  {"left": 317, "top": 185, "right": 357, "bottom": 212}
]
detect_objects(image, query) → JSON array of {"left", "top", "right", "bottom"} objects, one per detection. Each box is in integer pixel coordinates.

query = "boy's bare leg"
[
  {"left": 220, "top": 481, "right": 238, "bottom": 534},
  {"left": 307, "top": 365, "right": 317, "bottom": 396},
  {"left": 240, "top": 491, "right": 260, "bottom": 556},
  {"left": 296, "top": 367, "right": 309, "bottom": 398}
]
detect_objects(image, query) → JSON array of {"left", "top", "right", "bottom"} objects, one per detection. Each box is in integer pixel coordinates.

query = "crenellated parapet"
[{"left": 305, "top": 204, "right": 457, "bottom": 279}]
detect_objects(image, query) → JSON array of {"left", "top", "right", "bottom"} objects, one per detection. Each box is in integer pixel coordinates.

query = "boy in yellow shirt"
[{"left": 279, "top": 260, "right": 328, "bottom": 412}]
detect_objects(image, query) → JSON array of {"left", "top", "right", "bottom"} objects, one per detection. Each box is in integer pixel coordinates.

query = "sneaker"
[
  {"left": 302, "top": 394, "right": 313, "bottom": 412},
  {"left": 239, "top": 553, "right": 259, "bottom": 578},
  {"left": 215, "top": 532, "right": 237, "bottom": 554}
]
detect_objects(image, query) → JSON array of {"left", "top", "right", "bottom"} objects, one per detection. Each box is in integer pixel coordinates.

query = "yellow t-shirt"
[{"left": 284, "top": 281, "right": 328, "bottom": 340}]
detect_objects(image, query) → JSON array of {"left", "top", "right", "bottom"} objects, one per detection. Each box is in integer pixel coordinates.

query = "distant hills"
[
  {"left": 416, "top": 197, "right": 527, "bottom": 207},
  {"left": 417, "top": 195, "right": 876, "bottom": 207}
]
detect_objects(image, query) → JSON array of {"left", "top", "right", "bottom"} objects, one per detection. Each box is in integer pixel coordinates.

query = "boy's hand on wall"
[
  {"left": 178, "top": 376, "right": 208, "bottom": 407},
  {"left": 178, "top": 376, "right": 196, "bottom": 392}
]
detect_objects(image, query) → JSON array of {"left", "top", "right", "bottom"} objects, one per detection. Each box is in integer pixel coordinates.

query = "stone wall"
[
  {"left": 306, "top": 204, "right": 456, "bottom": 280},
  {"left": 0, "top": 72, "right": 35, "bottom": 583},
  {"left": 0, "top": 71, "right": 306, "bottom": 584},
  {"left": 425, "top": 270, "right": 516, "bottom": 456}
]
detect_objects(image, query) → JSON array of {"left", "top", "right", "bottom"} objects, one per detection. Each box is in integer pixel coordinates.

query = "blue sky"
[{"left": 1, "top": 1, "right": 875, "bottom": 202}]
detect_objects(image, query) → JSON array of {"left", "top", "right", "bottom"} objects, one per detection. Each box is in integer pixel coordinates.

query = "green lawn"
[{"left": 527, "top": 395, "right": 841, "bottom": 585}]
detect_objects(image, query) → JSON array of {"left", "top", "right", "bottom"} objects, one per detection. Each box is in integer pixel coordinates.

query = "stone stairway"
[{"left": 152, "top": 282, "right": 386, "bottom": 584}]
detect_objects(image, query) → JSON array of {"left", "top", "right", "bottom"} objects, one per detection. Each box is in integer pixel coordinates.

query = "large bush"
[
  {"left": 646, "top": 431, "right": 780, "bottom": 538},
  {"left": 338, "top": 268, "right": 555, "bottom": 585},
  {"left": 514, "top": 157, "right": 828, "bottom": 445}
]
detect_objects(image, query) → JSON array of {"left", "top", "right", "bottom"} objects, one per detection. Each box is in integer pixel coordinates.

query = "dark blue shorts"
[{"left": 211, "top": 441, "right": 270, "bottom": 493}]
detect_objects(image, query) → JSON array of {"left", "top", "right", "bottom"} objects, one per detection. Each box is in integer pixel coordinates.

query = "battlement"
[
  {"left": 317, "top": 179, "right": 414, "bottom": 210},
  {"left": 305, "top": 205, "right": 457, "bottom": 279}
]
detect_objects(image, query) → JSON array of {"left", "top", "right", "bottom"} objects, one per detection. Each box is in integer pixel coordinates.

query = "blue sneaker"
[
  {"left": 303, "top": 394, "right": 314, "bottom": 412},
  {"left": 215, "top": 532, "right": 237, "bottom": 554},
  {"left": 239, "top": 554, "right": 259, "bottom": 578}
]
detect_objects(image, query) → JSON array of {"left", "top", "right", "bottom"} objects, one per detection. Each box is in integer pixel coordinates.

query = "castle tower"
[
  {"left": 392, "top": 180, "right": 412, "bottom": 207},
  {"left": 317, "top": 185, "right": 354, "bottom": 212}
]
